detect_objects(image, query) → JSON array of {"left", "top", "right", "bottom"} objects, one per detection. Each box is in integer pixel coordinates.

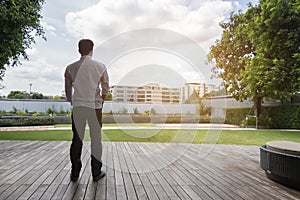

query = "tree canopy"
[
  {"left": 0, "top": 0, "right": 45, "bottom": 80},
  {"left": 7, "top": 90, "right": 44, "bottom": 99},
  {"left": 208, "top": 0, "right": 300, "bottom": 117},
  {"left": 7, "top": 91, "right": 30, "bottom": 99}
]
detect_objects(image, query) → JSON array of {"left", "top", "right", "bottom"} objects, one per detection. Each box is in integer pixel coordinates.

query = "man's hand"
[{"left": 102, "top": 95, "right": 106, "bottom": 104}]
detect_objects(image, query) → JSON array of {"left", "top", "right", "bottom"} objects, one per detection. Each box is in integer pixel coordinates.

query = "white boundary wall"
[
  {"left": 0, "top": 97, "right": 256, "bottom": 114},
  {"left": 0, "top": 100, "right": 198, "bottom": 114}
]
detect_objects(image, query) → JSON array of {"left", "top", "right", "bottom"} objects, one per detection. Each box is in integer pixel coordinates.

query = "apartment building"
[
  {"left": 111, "top": 83, "right": 218, "bottom": 104},
  {"left": 111, "top": 84, "right": 181, "bottom": 104}
]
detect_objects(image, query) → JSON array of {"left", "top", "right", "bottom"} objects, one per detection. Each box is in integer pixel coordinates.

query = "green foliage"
[
  {"left": 226, "top": 105, "right": 300, "bottom": 129},
  {"left": 16, "top": 110, "right": 27, "bottom": 116},
  {"left": 102, "top": 110, "right": 113, "bottom": 115},
  {"left": 245, "top": 0, "right": 300, "bottom": 100},
  {"left": 150, "top": 108, "right": 156, "bottom": 115},
  {"left": 104, "top": 93, "right": 112, "bottom": 101},
  {"left": 204, "top": 88, "right": 226, "bottom": 97},
  {"left": 133, "top": 107, "right": 139, "bottom": 114},
  {"left": 7, "top": 91, "right": 30, "bottom": 99},
  {"left": 142, "top": 108, "right": 157, "bottom": 116},
  {"left": 240, "top": 115, "right": 272, "bottom": 128},
  {"left": 53, "top": 96, "right": 61, "bottom": 100},
  {"left": 0, "top": 117, "right": 54, "bottom": 127},
  {"left": 32, "top": 112, "right": 40, "bottom": 116},
  {"left": 265, "top": 105, "right": 300, "bottom": 129},
  {"left": 10, "top": 106, "right": 27, "bottom": 115},
  {"left": 208, "top": 0, "right": 300, "bottom": 117},
  {"left": 185, "top": 90, "right": 201, "bottom": 104},
  {"left": 0, "top": 0, "right": 45, "bottom": 79},
  {"left": 46, "top": 106, "right": 57, "bottom": 115},
  {"left": 31, "top": 92, "right": 43, "bottom": 99},
  {"left": 225, "top": 108, "right": 252, "bottom": 126},
  {"left": 118, "top": 107, "right": 128, "bottom": 114},
  {"left": 198, "top": 103, "right": 211, "bottom": 116}
]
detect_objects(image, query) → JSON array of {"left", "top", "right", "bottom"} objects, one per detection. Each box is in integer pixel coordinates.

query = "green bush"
[
  {"left": 0, "top": 117, "right": 54, "bottom": 126},
  {"left": 265, "top": 105, "right": 300, "bottom": 129},
  {"left": 225, "top": 108, "right": 252, "bottom": 126},
  {"left": 240, "top": 115, "right": 271, "bottom": 128},
  {"left": 16, "top": 110, "right": 27, "bottom": 116},
  {"left": 226, "top": 104, "right": 300, "bottom": 129}
]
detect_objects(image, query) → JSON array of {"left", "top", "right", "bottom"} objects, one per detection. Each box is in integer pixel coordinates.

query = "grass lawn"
[
  {"left": 54, "top": 123, "right": 155, "bottom": 128},
  {"left": 0, "top": 129, "right": 299, "bottom": 146}
]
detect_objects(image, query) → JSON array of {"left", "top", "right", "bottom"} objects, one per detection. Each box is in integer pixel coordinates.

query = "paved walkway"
[
  {"left": 1, "top": 140, "right": 300, "bottom": 199},
  {"left": 0, "top": 123, "right": 253, "bottom": 132}
]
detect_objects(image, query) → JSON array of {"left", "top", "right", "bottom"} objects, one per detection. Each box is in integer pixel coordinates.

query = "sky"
[{"left": 1, "top": 0, "right": 258, "bottom": 96}]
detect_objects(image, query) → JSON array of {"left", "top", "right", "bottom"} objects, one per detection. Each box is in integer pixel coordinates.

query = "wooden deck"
[{"left": 0, "top": 140, "right": 299, "bottom": 200}]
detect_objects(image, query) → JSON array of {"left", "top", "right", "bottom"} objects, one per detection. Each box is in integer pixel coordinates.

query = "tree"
[
  {"left": 185, "top": 90, "right": 202, "bottom": 104},
  {"left": 0, "top": 0, "right": 45, "bottom": 79},
  {"left": 208, "top": 10, "right": 254, "bottom": 101},
  {"left": 208, "top": 0, "right": 300, "bottom": 119},
  {"left": 245, "top": 0, "right": 300, "bottom": 102},
  {"left": 31, "top": 92, "right": 43, "bottom": 99},
  {"left": 7, "top": 91, "right": 30, "bottom": 99},
  {"left": 203, "top": 87, "right": 226, "bottom": 97}
]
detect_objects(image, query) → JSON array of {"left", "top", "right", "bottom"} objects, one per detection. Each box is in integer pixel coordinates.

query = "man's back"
[{"left": 65, "top": 55, "right": 109, "bottom": 109}]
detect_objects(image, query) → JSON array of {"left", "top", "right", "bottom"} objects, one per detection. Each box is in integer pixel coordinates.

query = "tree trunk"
[{"left": 254, "top": 96, "right": 262, "bottom": 129}]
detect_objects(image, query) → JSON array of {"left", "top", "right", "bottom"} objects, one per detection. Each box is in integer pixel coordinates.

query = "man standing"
[{"left": 64, "top": 39, "right": 109, "bottom": 181}]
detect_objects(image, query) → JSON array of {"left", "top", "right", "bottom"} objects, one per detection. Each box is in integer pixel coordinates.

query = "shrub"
[
  {"left": 133, "top": 107, "right": 139, "bottom": 114},
  {"left": 225, "top": 108, "right": 252, "bottom": 126},
  {"left": 32, "top": 112, "right": 40, "bottom": 116},
  {"left": 226, "top": 105, "right": 300, "bottom": 129},
  {"left": 119, "top": 108, "right": 128, "bottom": 114},
  {"left": 16, "top": 110, "right": 27, "bottom": 116},
  {"left": 265, "top": 105, "right": 300, "bottom": 129},
  {"left": 0, "top": 117, "right": 54, "bottom": 126}
]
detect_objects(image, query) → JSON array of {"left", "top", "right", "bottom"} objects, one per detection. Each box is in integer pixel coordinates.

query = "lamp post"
[{"left": 29, "top": 83, "right": 32, "bottom": 94}]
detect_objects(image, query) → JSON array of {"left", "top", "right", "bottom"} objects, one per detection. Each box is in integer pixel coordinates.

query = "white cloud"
[
  {"left": 25, "top": 47, "right": 37, "bottom": 56},
  {"left": 41, "top": 21, "right": 57, "bottom": 36},
  {"left": 1, "top": 0, "right": 246, "bottom": 96},
  {"left": 64, "top": 0, "right": 237, "bottom": 88},
  {"left": 65, "top": 0, "right": 235, "bottom": 50},
  {"left": 2, "top": 57, "right": 64, "bottom": 95}
]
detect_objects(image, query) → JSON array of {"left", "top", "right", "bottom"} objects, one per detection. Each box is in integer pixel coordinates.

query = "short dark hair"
[{"left": 78, "top": 39, "right": 94, "bottom": 55}]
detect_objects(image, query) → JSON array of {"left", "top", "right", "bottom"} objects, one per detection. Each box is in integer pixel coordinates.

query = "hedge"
[
  {"left": 225, "top": 108, "right": 252, "bottom": 126},
  {"left": 225, "top": 104, "right": 300, "bottom": 129},
  {"left": 264, "top": 105, "right": 300, "bottom": 129},
  {"left": 0, "top": 117, "right": 54, "bottom": 127}
]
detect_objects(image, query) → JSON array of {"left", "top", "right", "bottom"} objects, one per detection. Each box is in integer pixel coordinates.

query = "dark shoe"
[
  {"left": 93, "top": 171, "right": 105, "bottom": 181},
  {"left": 70, "top": 171, "right": 80, "bottom": 181}
]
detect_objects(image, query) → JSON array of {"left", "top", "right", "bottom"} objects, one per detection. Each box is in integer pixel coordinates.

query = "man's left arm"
[
  {"left": 64, "top": 69, "right": 73, "bottom": 105},
  {"left": 100, "top": 68, "right": 109, "bottom": 102}
]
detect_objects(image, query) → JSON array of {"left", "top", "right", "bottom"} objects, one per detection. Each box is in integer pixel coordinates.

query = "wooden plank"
[
  {"left": 117, "top": 143, "right": 138, "bottom": 200},
  {"left": 28, "top": 184, "right": 49, "bottom": 200},
  {"left": 95, "top": 183, "right": 106, "bottom": 200},
  {"left": 17, "top": 170, "right": 53, "bottom": 200},
  {"left": 106, "top": 175, "right": 116, "bottom": 200},
  {"left": 171, "top": 185, "right": 191, "bottom": 200},
  {"left": 5, "top": 184, "right": 29, "bottom": 200},
  {"left": 51, "top": 184, "right": 68, "bottom": 200},
  {"left": 139, "top": 174, "right": 159, "bottom": 200},
  {"left": 62, "top": 148, "right": 89, "bottom": 200},
  {"left": 1, "top": 141, "right": 300, "bottom": 200},
  {"left": 83, "top": 182, "right": 97, "bottom": 200},
  {"left": 134, "top": 185, "right": 148, "bottom": 200}
]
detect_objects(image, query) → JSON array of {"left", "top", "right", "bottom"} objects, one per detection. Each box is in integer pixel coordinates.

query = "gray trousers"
[{"left": 71, "top": 106, "right": 102, "bottom": 176}]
